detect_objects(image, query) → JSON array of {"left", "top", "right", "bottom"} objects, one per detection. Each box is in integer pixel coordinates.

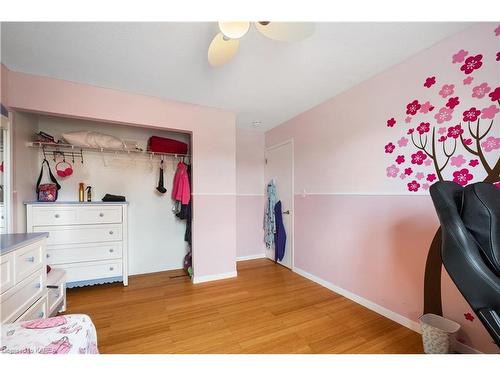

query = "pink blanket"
[{"left": 1, "top": 314, "right": 98, "bottom": 354}]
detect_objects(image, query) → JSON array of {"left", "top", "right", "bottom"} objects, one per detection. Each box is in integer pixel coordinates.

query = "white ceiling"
[{"left": 1, "top": 22, "right": 471, "bottom": 130}]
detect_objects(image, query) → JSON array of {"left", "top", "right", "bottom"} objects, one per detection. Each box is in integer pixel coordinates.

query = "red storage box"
[{"left": 148, "top": 136, "right": 188, "bottom": 154}]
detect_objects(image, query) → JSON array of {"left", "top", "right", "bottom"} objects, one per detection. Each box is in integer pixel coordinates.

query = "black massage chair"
[{"left": 430, "top": 181, "right": 500, "bottom": 347}]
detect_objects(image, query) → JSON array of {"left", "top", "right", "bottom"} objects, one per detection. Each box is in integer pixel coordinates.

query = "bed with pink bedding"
[{"left": 1, "top": 314, "right": 98, "bottom": 354}]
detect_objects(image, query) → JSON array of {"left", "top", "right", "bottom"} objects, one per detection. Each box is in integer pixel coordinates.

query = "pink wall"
[
  {"left": 266, "top": 23, "right": 500, "bottom": 353},
  {"left": 3, "top": 66, "right": 237, "bottom": 279},
  {"left": 236, "top": 128, "right": 266, "bottom": 258}
]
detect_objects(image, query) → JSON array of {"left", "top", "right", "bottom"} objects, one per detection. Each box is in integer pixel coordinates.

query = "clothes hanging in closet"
[
  {"left": 264, "top": 180, "right": 277, "bottom": 249},
  {"left": 176, "top": 164, "right": 192, "bottom": 246},
  {"left": 172, "top": 162, "right": 191, "bottom": 205},
  {"left": 274, "top": 200, "right": 287, "bottom": 262}
]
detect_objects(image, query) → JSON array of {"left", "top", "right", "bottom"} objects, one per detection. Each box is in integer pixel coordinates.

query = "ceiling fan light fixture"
[
  {"left": 218, "top": 22, "right": 250, "bottom": 39},
  {"left": 208, "top": 32, "right": 240, "bottom": 67}
]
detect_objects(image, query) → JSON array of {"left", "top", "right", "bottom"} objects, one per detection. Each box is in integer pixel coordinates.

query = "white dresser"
[
  {"left": 0, "top": 233, "right": 49, "bottom": 323},
  {"left": 26, "top": 202, "right": 128, "bottom": 287}
]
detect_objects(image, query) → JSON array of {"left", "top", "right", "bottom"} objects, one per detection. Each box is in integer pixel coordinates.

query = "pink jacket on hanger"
[{"left": 172, "top": 162, "right": 191, "bottom": 204}]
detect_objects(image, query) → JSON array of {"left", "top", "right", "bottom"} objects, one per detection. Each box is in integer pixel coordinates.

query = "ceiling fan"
[{"left": 208, "top": 22, "right": 315, "bottom": 67}]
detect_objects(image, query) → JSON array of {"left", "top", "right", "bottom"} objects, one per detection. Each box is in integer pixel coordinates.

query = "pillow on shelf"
[{"left": 62, "top": 131, "right": 124, "bottom": 150}]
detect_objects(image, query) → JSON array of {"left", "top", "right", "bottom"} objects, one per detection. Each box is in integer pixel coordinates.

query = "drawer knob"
[
  {"left": 54, "top": 214, "right": 60, "bottom": 218},
  {"left": 99, "top": 213, "right": 104, "bottom": 217},
  {"left": 109, "top": 249, "right": 114, "bottom": 253},
  {"left": 35, "top": 283, "right": 41, "bottom": 289},
  {"left": 109, "top": 267, "right": 114, "bottom": 271},
  {"left": 46, "top": 254, "right": 50, "bottom": 258},
  {"left": 26, "top": 256, "right": 35, "bottom": 262},
  {"left": 109, "top": 230, "right": 114, "bottom": 235},
  {"left": 38, "top": 312, "right": 44, "bottom": 318}
]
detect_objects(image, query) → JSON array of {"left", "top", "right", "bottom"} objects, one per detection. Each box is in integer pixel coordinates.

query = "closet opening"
[{"left": 11, "top": 111, "right": 193, "bottom": 286}]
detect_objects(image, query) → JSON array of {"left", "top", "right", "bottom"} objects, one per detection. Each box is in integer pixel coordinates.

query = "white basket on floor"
[{"left": 419, "top": 313, "right": 461, "bottom": 354}]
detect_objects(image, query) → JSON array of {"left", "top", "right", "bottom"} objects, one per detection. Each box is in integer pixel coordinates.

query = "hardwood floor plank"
[{"left": 64, "top": 258, "right": 423, "bottom": 354}]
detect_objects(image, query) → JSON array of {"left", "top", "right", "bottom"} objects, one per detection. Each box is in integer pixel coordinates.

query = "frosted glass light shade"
[
  {"left": 218, "top": 22, "right": 250, "bottom": 39},
  {"left": 208, "top": 33, "right": 240, "bottom": 67}
]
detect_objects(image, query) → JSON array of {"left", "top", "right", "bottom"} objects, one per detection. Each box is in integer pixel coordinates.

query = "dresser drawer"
[
  {"left": 1, "top": 268, "right": 45, "bottom": 323},
  {"left": 14, "top": 240, "right": 45, "bottom": 282},
  {"left": 31, "top": 206, "right": 78, "bottom": 226},
  {"left": 0, "top": 252, "right": 15, "bottom": 293},
  {"left": 61, "top": 260, "right": 122, "bottom": 283},
  {"left": 16, "top": 294, "right": 48, "bottom": 322},
  {"left": 33, "top": 224, "right": 122, "bottom": 245},
  {"left": 78, "top": 205, "right": 122, "bottom": 224},
  {"left": 47, "top": 242, "right": 123, "bottom": 264}
]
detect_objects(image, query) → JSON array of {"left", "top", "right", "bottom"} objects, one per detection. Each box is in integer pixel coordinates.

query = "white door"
[{"left": 265, "top": 140, "right": 293, "bottom": 269}]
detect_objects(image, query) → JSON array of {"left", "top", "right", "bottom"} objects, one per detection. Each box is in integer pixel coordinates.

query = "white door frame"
[{"left": 265, "top": 138, "right": 294, "bottom": 271}]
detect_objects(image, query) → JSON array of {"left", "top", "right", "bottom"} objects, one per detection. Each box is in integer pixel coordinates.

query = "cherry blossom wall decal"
[
  {"left": 383, "top": 24, "right": 500, "bottom": 318},
  {"left": 464, "top": 312, "right": 475, "bottom": 322}
]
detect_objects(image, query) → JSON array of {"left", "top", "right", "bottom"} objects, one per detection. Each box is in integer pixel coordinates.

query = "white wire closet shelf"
[{"left": 27, "top": 141, "right": 191, "bottom": 159}]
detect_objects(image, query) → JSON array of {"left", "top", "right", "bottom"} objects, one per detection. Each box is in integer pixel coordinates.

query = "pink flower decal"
[
  {"left": 416, "top": 122, "right": 431, "bottom": 134},
  {"left": 415, "top": 172, "right": 424, "bottom": 180},
  {"left": 407, "top": 128, "right": 414, "bottom": 135},
  {"left": 464, "top": 312, "right": 475, "bottom": 322},
  {"left": 411, "top": 151, "right": 427, "bottom": 165},
  {"left": 422, "top": 183, "right": 430, "bottom": 190},
  {"left": 460, "top": 54, "right": 483, "bottom": 74},
  {"left": 462, "top": 107, "right": 481, "bottom": 122},
  {"left": 481, "top": 105, "right": 499, "bottom": 120},
  {"left": 424, "top": 76, "right": 436, "bottom": 88},
  {"left": 495, "top": 25, "right": 500, "bottom": 36},
  {"left": 405, "top": 167, "right": 413, "bottom": 175},
  {"left": 438, "top": 135, "right": 447, "bottom": 142},
  {"left": 407, "top": 180, "right": 420, "bottom": 192},
  {"left": 489, "top": 87, "right": 500, "bottom": 102},
  {"left": 463, "top": 138, "right": 473, "bottom": 146},
  {"left": 453, "top": 168, "right": 474, "bottom": 186},
  {"left": 396, "top": 155, "right": 405, "bottom": 164},
  {"left": 397, "top": 137, "right": 409, "bottom": 147},
  {"left": 405, "top": 116, "right": 412, "bottom": 123},
  {"left": 434, "top": 107, "right": 453, "bottom": 124},
  {"left": 387, "top": 117, "right": 396, "bottom": 127},
  {"left": 452, "top": 49, "right": 468, "bottom": 63},
  {"left": 419, "top": 101, "right": 434, "bottom": 114},
  {"left": 472, "top": 82, "right": 491, "bottom": 99},
  {"left": 439, "top": 84, "right": 455, "bottom": 98},
  {"left": 424, "top": 159, "right": 432, "bottom": 166},
  {"left": 450, "top": 154, "right": 466, "bottom": 167},
  {"left": 386, "top": 164, "right": 400, "bottom": 178},
  {"left": 384, "top": 142, "right": 395, "bottom": 154},
  {"left": 463, "top": 76, "right": 474, "bottom": 85},
  {"left": 438, "top": 127, "right": 447, "bottom": 135},
  {"left": 497, "top": 51, "right": 500, "bottom": 61},
  {"left": 400, "top": 173, "right": 406, "bottom": 180},
  {"left": 427, "top": 173, "right": 437, "bottom": 182},
  {"left": 447, "top": 124, "right": 463, "bottom": 139},
  {"left": 406, "top": 100, "right": 421, "bottom": 115},
  {"left": 481, "top": 136, "right": 500, "bottom": 152},
  {"left": 469, "top": 159, "right": 479, "bottom": 167},
  {"left": 446, "top": 97, "right": 460, "bottom": 109}
]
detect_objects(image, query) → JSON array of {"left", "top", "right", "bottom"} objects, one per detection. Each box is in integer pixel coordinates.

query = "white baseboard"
[
  {"left": 192, "top": 271, "right": 237, "bottom": 284},
  {"left": 294, "top": 266, "right": 422, "bottom": 333},
  {"left": 236, "top": 253, "right": 266, "bottom": 261}
]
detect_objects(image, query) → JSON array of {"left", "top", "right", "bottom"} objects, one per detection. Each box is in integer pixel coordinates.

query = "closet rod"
[{"left": 27, "top": 141, "right": 191, "bottom": 159}]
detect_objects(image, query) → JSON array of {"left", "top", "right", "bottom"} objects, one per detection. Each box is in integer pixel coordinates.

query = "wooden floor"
[{"left": 65, "top": 259, "right": 423, "bottom": 354}]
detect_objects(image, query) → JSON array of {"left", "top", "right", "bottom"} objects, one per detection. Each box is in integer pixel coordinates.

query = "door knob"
[{"left": 282, "top": 210, "right": 290, "bottom": 215}]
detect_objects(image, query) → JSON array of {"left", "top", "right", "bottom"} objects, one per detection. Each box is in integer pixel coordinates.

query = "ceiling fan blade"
[
  {"left": 255, "top": 22, "right": 315, "bottom": 42},
  {"left": 207, "top": 32, "right": 240, "bottom": 67}
]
